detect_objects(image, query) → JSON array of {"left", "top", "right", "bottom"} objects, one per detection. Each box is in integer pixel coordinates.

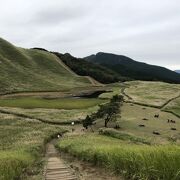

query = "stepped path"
[{"left": 44, "top": 141, "right": 78, "bottom": 180}]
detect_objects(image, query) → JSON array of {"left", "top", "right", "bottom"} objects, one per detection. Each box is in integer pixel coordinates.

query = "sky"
[{"left": 0, "top": 0, "right": 179, "bottom": 70}]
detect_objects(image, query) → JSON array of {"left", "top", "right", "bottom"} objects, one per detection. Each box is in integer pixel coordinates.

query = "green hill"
[
  {"left": 85, "top": 52, "right": 180, "bottom": 84},
  {"left": 0, "top": 38, "right": 92, "bottom": 94},
  {"left": 53, "top": 52, "right": 130, "bottom": 83}
]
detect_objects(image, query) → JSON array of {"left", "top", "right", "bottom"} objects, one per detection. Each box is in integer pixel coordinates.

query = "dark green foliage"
[
  {"left": 97, "top": 95, "right": 123, "bottom": 127},
  {"left": 88, "top": 95, "right": 124, "bottom": 127},
  {"left": 31, "top": 47, "right": 48, "bottom": 52},
  {"left": 53, "top": 52, "right": 129, "bottom": 83},
  {"left": 82, "top": 115, "right": 93, "bottom": 129},
  {"left": 85, "top": 52, "right": 180, "bottom": 84}
]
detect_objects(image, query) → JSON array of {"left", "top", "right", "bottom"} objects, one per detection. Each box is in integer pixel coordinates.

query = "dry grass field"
[
  {"left": 0, "top": 80, "right": 179, "bottom": 180},
  {"left": 0, "top": 113, "right": 66, "bottom": 180},
  {"left": 0, "top": 106, "right": 99, "bottom": 123},
  {"left": 125, "top": 81, "right": 180, "bottom": 107},
  {"left": 163, "top": 97, "right": 180, "bottom": 117},
  {"left": 118, "top": 103, "right": 180, "bottom": 144}
]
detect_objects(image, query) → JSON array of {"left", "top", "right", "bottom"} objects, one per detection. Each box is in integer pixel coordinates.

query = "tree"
[
  {"left": 83, "top": 95, "right": 124, "bottom": 129},
  {"left": 102, "top": 103, "right": 120, "bottom": 127},
  {"left": 110, "top": 94, "right": 124, "bottom": 103},
  {"left": 97, "top": 95, "right": 124, "bottom": 127},
  {"left": 82, "top": 115, "right": 93, "bottom": 129}
]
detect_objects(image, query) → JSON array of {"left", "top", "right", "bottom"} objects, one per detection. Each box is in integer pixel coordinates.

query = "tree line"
[{"left": 53, "top": 52, "right": 129, "bottom": 83}]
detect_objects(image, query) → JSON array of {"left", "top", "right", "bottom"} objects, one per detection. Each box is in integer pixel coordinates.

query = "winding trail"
[
  {"left": 120, "top": 83, "right": 180, "bottom": 118},
  {"left": 120, "top": 82, "right": 180, "bottom": 108},
  {"left": 160, "top": 94, "right": 180, "bottom": 109},
  {"left": 45, "top": 140, "right": 78, "bottom": 180},
  {"left": 121, "top": 86, "right": 132, "bottom": 100},
  {"left": 54, "top": 55, "right": 103, "bottom": 87},
  {"left": 0, "top": 108, "right": 81, "bottom": 125}
]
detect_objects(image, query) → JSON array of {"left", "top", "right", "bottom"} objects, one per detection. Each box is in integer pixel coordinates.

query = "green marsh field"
[{"left": 0, "top": 97, "right": 106, "bottom": 109}]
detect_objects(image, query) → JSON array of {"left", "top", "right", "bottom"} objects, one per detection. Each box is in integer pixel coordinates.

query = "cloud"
[
  {"left": 31, "top": 6, "right": 88, "bottom": 25},
  {"left": 0, "top": 0, "right": 179, "bottom": 69}
]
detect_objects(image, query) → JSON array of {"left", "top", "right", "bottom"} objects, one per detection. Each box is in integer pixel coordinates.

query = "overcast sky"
[{"left": 0, "top": 0, "right": 179, "bottom": 70}]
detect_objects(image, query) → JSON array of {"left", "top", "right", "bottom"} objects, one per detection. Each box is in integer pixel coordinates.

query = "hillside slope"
[
  {"left": 53, "top": 52, "right": 130, "bottom": 83},
  {"left": 85, "top": 52, "right": 180, "bottom": 83},
  {"left": 0, "top": 38, "right": 92, "bottom": 94}
]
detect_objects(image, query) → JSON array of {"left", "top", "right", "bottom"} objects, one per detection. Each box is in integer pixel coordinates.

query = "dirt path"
[
  {"left": 44, "top": 140, "right": 78, "bottom": 180},
  {"left": 121, "top": 86, "right": 132, "bottom": 100},
  {"left": 160, "top": 94, "right": 180, "bottom": 109},
  {"left": 43, "top": 126, "right": 122, "bottom": 180},
  {"left": 0, "top": 91, "right": 66, "bottom": 99},
  {"left": 0, "top": 108, "right": 77, "bottom": 125},
  {"left": 120, "top": 83, "right": 180, "bottom": 111},
  {"left": 61, "top": 152, "right": 122, "bottom": 180},
  {"left": 85, "top": 76, "right": 104, "bottom": 87},
  {"left": 54, "top": 55, "right": 103, "bottom": 87},
  {"left": 53, "top": 54, "right": 79, "bottom": 77}
]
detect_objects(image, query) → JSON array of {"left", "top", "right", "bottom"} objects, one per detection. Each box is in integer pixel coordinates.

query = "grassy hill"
[
  {"left": 53, "top": 52, "right": 130, "bottom": 83},
  {"left": 0, "top": 38, "right": 92, "bottom": 94},
  {"left": 85, "top": 52, "right": 180, "bottom": 84}
]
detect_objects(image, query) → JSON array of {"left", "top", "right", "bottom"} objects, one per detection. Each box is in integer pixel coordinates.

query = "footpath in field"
[
  {"left": 44, "top": 127, "right": 122, "bottom": 180},
  {"left": 45, "top": 141, "right": 78, "bottom": 180}
]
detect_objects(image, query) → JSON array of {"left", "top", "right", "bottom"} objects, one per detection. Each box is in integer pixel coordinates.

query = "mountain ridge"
[
  {"left": 52, "top": 52, "right": 130, "bottom": 83},
  {"left": 175, "top": 70, "right": 180, "bottom": 74},
  {"left": 85, "top": 52, "right": 180, "bottom": 84}
]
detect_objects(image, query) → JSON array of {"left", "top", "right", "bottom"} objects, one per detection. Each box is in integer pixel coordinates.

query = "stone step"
[
  {"left": 46, "top": 174, "right": 75, "bottom": 178},
  {"left": 46, "top": 164, "right": 66, "bottom": 168},
  {"left": 46, "top": 174, "right": 77, "bottom": 178},
  {"left": 46, "top": 171, "right": 71, "bottom": 175},
  {"left": 46, "top": 176, "right": 77, "bottom": 180},
  {"left": 46, "top": 177, "right": 77, "bottom": 180},
  {"left": 45, "top": 143, "right": 78, "bottom": 180},
  {"left": 46, "top": 167, "right": 67, "bottom": 170}
]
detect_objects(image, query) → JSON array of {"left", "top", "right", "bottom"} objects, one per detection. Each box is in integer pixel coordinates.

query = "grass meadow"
[
  {"left": 0, "top": 113, "right": 65, "bottom": 180},
  {"left": 0, "top": 105, "right": 99, "bottom": 123},
  {"left": 117, "top": 103, "right": 180, "bottom": 143},
  {"left": 0, "top": 80, "right": 179, "bottom": 180},
  {"left": 163, "top": 97, "right": 180, "bottom": 117},
  {"left": 99, "top": 83, "right": 123, "bottom": 99},
  {"left": 58, "top": 134, "right": 180, "bottom": 180},
  {"left": 125, "top": 81, "right": 180, "bottom": 107}
]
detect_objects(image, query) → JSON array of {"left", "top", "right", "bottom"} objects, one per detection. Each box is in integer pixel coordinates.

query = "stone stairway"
[{"left": 45, "top": 143, "right": 78, "bottom": 180}]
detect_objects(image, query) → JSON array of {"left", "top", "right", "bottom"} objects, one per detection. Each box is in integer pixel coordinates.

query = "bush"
[{"left": 99, "top": 128, "right": 151, "bottom": 145}]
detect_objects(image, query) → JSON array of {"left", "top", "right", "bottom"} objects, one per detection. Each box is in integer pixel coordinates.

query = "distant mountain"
[
  {"left": 175, "top": 70, "right": 180, "bottom": 74},
  {"left": 53, "top": 52, "right": 130, "bottom": 83},
  {"left": 85, "top": 52, "right": 180, "bottom": 84}
]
